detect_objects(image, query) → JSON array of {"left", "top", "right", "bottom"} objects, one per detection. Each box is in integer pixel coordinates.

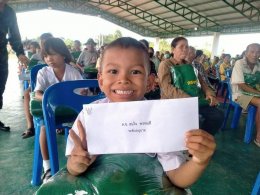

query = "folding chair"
[
  {"left": 30, "top": 64, "right": 47, "bottom": 186},
  {"left": 42, "top": 80, "right": 104, "bottom": 179},
  {"left": 222, "top": 80, "right": 257, "bottom": 145}
]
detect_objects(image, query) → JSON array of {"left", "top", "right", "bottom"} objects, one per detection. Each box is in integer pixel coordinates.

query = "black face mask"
[{"left": 148, "top": 53, "right": 154, "bottom": 58}]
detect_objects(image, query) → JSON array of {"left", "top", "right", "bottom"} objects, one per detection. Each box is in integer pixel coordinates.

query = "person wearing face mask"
[{"left": 0, "top": 0, "right": 29, "bottom": 132}]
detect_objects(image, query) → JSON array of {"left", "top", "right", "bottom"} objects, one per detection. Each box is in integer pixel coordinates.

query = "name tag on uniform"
[{"left": 83, "top": 97, "right": 198, "bottom": 154}]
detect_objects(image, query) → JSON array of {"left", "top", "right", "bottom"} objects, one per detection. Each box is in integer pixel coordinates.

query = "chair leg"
[
  {"left": 221, "top": 104, "right": 232, "bottom": 130},
  {"left": 222, "top": 90, "right": 229, "bottom": 108},
  {"left": 251, "top": 172, "right": 260, "bottom": 195},
  {"left": 244, "top": 105, "right": 257, "bottom": 144},
  {"left": 65, "top": 127, "right": 70, "bottom": 143},
  {"left": 31, "top": 118, "right": 43, "bottom": 186},
  {"left": 45, "top": 123, "right": 59, "bottom": 176},
  {"left": 231, "top": 106, "right": 242, "bottom": 129}
]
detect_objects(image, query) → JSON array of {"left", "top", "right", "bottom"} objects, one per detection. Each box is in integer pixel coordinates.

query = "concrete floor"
[{"left": 0, "top": 58, "right": 260, "bottom": 195}]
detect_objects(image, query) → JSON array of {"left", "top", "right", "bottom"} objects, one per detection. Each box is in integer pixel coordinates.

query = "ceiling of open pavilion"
[{"left": 9, "top": 0, "right": 260, "bottom": 38}]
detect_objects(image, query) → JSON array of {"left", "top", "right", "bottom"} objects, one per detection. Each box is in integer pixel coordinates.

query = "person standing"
[{"left": 0, "top": 0, "right": 29, "bottom": 131}]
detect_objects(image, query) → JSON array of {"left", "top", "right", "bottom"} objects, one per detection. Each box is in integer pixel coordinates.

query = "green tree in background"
[
  {"left": 102, "top": 30, "right": 122, "bottom": 44},
  {"left": 159, "top": 39, "right": 171, "bottom": 52},
  {"left": 64, "top": 39, "right": 74, "bottom": 50},
  {"left": 148, "top": 39, "right": 171, "bottom": 53}
]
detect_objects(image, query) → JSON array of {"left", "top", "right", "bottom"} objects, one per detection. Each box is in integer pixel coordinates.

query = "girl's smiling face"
[{"left": 98, "top": 47, "right": 152, "bottom": 102}]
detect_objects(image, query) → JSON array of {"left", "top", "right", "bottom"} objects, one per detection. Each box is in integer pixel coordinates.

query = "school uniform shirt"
[
  {"left": 34, "top": 64, "right": 83, "bottom": 92},
  {"left": 65, "top": 97, "right": 186, "bottom": 172},
  {"left": 231, "top": 58, "right": 260, "bottom": 101}
]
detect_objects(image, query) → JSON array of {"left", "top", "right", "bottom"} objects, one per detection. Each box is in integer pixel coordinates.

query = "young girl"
[
  {"left": 34, "top": 37, "right": 82, "bottom": 183},
  {"left": 158, "top": 37, "right": 224, "bottom": 135},
  {"left": 66, "top": 37, "right": 216, "bottom": 190}
]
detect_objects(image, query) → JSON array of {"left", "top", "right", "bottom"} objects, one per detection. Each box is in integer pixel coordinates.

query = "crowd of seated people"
[{"left": 12, "top": 34, "right": 260, "bottom": 190}]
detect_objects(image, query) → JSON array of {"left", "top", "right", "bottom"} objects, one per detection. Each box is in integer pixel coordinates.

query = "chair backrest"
[
  {"left": 30, "top": 64, "right": 48, "bottom": 91},
  {"left": 42, "top": 79, "right": 105, "bottom": 175},
  {"left": 43, "top": 80, "right": 104, "bottom": 116}
]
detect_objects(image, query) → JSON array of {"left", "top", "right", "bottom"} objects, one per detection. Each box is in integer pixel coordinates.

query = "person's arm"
[
  {"left": 34, "top": 90, "right": 43, "bottom": 101},
  {"left": 158, "top": 61, "right": 190, "bottom": 99},
  {"left": 8, "top": 7, "right": 29, "bottom": 66},
  {"left": 198, "top": 74, "right": 218, "bottom": 106},
  {"left": 238, "top": 83, "right": 260, "bottom": 94},
  {"left": 166, "top": 129, "right": 216, "bottom": 188}
]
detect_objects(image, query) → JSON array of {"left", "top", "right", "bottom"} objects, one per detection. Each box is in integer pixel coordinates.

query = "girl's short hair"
[
  {"left": 100, "top": 37, "right": 150, "bottom": 74},
  {"left": 171, "top": 37, "right": 188, "bottom": 48},
  {"left": 41, "top": 38, "right": 72, "bottom": 63}
]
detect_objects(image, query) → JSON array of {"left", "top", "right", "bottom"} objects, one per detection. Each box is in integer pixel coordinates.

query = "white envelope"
[{"left": 83, "top": 97, "right": 199, "bottom": 154}]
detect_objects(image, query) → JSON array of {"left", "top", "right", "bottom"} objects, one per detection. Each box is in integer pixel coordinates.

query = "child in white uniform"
[
  {"left": 66, "top": 37, "right": 216, "bottom": 189},
  {"left": 34, "top": 37, "right": 82, "bottom": 183}
]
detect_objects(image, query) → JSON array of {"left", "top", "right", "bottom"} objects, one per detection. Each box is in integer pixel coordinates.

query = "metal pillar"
[{"left": 211, "top": 32, "right": 220, "bottom": 59}]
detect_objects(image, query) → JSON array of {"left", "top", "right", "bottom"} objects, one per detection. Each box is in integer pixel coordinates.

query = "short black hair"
[
  {"left": 40, "top": 33, "right": 53, "bottom": 41},
  {"left": 195, "top": 50, "right": 203, "bottom": 58},
  {"left": 100, "top": 37, "right": 150, "bottom": 74},
  {"left": 41, "top": 37, "right": 72, "bottom": 63},
  {"left": 30, "top": 41, "right": 40, "bottom": 49}
]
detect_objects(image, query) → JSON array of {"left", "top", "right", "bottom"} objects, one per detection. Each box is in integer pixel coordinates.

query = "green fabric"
[
  {"left": 71, "top": 51, "right": 81, "bottom": 62},
  {"left": 243, "top": 71, "right": 260, "bottom": 97},
  {"left": 36, "top": 154, "right": 188, "bottom": 195},
  {"left": 27, "top": 59, "right": 39, "bottom": 70},
  {"left": 84, "top": 66, "right": 98, "bottom": 73},
  {"left": 170, "top": 64, "right": 209, "bottom": 106},
  {"left": 244, "top": 71, "right": 260, "bottom": 90},
  {"left": 30, "top": 92, "right": 78, "bottom": 120}
]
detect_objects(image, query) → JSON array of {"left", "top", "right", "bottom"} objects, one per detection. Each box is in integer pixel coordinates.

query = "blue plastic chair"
[
  {"left": 244, "top": 105, "right": 257, "bottom": 144},
  {"left": 30, "top": 64, "right": 48, "bottom": 186},
  {"left": 42, "top": 80, "right": 104, "bottom": 180},
  {"left": 252, "top": 172, "right": 260, "bottom": 195},
  {"left": 222, "top": 80, "right": 257, "bottom": 144},
  {"left": 221, "top": 80, "right": 242, "bottom": 130}
]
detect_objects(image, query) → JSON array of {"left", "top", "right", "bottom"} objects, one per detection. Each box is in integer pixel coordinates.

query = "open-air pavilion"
[
  {"left": 0, "top": 0, "right": 260, "bottom": 194},
  {"left": 10, "top": 0, "right": 260, "bottom": 56}
]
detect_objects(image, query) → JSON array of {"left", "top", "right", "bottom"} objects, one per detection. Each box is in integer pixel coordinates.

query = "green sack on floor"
[
  {"left": 170, "top": 64, "right": 209, "bottom": 106},
  {"left": 36, "top": 154, "right": 188, "bottom": 195}
]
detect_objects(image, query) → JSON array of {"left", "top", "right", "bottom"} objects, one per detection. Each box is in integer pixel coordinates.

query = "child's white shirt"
[{"left": 34, "top": 63, "right": 82, "bottom": 92}]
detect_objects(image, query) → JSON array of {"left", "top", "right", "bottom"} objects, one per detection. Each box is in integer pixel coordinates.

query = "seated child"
[
  {"left": 34, "top": 37, "right": 82, "bottom": 183},
  {"left": 22, "top": 33, "right": 53, "bottom": 139},
  {"left": 158, "top": 37, "right": 224, "bottom": 135},
  {"left": 66, "top": 37, "right": 216, "bottom": 189}
]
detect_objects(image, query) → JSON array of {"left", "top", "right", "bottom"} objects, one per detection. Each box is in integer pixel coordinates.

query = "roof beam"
[
  {"left": 222, "top": 0, "right": 260, "bottom": 22},
  {"left": 87, "top": 0, "right": 185, "bottom": 34},
  {"left": 10, "top": 0, "right": 159, "bottom": 37},
  {"left": 154, "top": 0, "right": 219, "bottom": 29}
]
